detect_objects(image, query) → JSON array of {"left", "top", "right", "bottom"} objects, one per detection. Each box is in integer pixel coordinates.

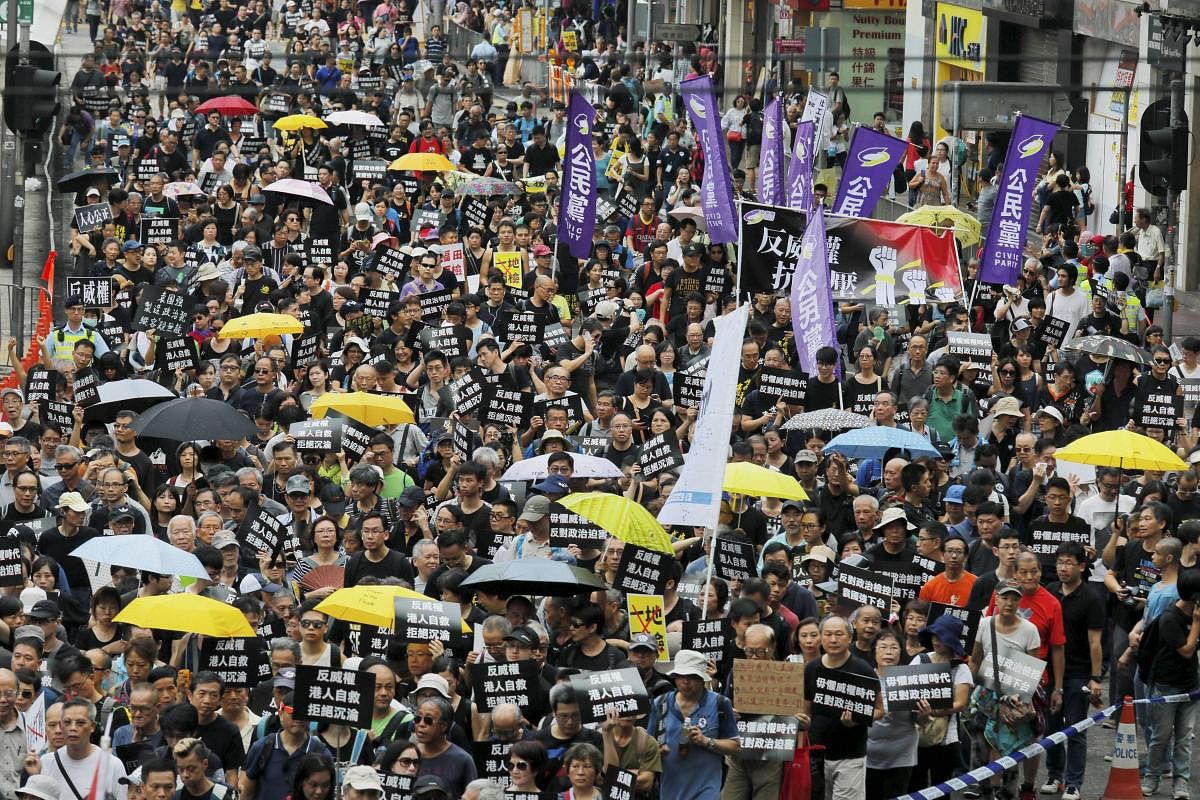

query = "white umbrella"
[
  {"left": 164, "top": 181, "right": 205, "bottom": 199},
  {"left": 668, "top": 206, "right": 707, "bottom": 232},
  {"left": 324, "top": 110, "right": 385, "bottom": 127},
  {"left": 262, "top": 178, "right": 333, "bottom": 205},
  {"left": 500, "top": 453, "right": 623, "bottom": 481},
  {"left": 71, "top": 534, "right": 210, "bottom": 580},
  {"left": 83, "top": 379, "right": 177, "bottom": 422}
]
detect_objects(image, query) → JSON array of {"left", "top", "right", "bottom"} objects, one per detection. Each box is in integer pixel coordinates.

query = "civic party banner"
[
  {"left": 558, "top": 91, "right": 598, "bottom": 259},
  {"left": 978, "top": 114, "right": 1061, "bottom": 284},
  {"left": 830, "top": 126, "right": 907, "bottom": 218},
  {"left": 757, "top": 96, "right": 786, "bottom": 207},
  {"left": 681, "top": 75, "right": 738, "bottom": 243},
  {"left": 789, "top": 207, "right": 837, "bottom": 375},
  {"left": 786, "top": 120, "right": 816, "bottom": 213},
  {"left": 739, "top": 202, "right": 963, "bottom": 307}
]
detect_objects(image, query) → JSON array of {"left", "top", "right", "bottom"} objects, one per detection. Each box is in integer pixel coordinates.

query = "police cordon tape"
[{"left": 890, "top": 689, "right": 1200, "bottom": 800}]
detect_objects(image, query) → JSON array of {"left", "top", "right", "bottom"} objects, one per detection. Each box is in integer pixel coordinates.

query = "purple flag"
[
  {"left": 830, "top": 126, "right": 907, "bottom": 218},
  {"left": 682, "top": 75, "right": 738, "bottom": 243},
  {"left": 978, "top": 114, "right": 1061, "bottom": 284},
  {"left": 757, "top": 97, "right": 785, "bottom": 206},
  {"left": 786, "top": 120, "right": 816, "bottom": 213},
  {"left": 790, "top": 207, "right": 837, "bottom": 376},
  {"left": 558, "top": 91, "right": 598, "bottom": 260}
]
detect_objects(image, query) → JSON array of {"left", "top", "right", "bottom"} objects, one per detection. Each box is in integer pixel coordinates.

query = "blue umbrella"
[
  {"left": 70, "top": 534, "right": 209, "bottom": 580},
  {"left": 823, "top": 426, "right": 941, "bottom": 459}
]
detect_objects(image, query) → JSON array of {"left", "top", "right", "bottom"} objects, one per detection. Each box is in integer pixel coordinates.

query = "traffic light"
[
  {"left": 3, "top": 43, "right": 60, "bottom": 138},
  {"left": 1140, "top": 97, "right": 1189, "bottom": 196}
]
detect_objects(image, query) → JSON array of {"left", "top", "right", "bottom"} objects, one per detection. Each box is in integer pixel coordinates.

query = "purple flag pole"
[
  {"left": 830, "top": 126, "right": 907, "bottom": 219},
  {"left": 786, "top": 119, "right": 816, "bottom": 213},
  {"left": 757, "top": 97, "right": 786, "bottom": 206},
  {"left": 681, "top": 75, "right": 738, "bottom": 244},
  {"left": 978, "top": 114, "right": 1061, "bottom": 285},
  {"left": 557, "top": 91, "right": 598, "bottom": 260},
  {"left": 790, "top": 208, "right": 837, "bottom": 376}
]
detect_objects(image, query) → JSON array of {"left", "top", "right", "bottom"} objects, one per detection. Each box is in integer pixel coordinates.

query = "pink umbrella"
[
  {"left": 164, "top": 181, "right": 205, "bottom": 199},
  {"left": 262, "top": 178, "right": 333, "bottom": 205}
]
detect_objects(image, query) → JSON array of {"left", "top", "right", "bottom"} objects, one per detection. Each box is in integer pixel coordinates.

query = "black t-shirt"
[
  {"left": 37, "top": 526, "right": 103, "bottom": 592},
  {"left": 1151, "top": 604, "right": 1198, "bottom": 690},
  {"left": 1046, "top": 581, "right": 1104, "bottom": 676},
  {"left": 524, "top": 142, "right": 561, "bottom": 177},
  {"left": 196, "top": 714, "right": 246, "bottom": 773},
  {"left": 1112, "top": 541, "right": 1161, "bottom": 631},
  {"left": 1044, "top": 190, "right": 1079, "bottom": 228},
  {"left": 1025, "top": 514, "right": 1091, "bottom": 573},
  {"left": 804, "top": 654, "right": 878, "bottom": 760},
  {"left": 535, "top": 726, "right": 604, "bottom": 793},
  {"left": 343, "top": 549, "right": 414, "bottom": 587}
]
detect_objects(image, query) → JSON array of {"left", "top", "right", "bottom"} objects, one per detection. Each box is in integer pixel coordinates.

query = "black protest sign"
[
  {"left": 1136, "top": 390, "right": 1183, "bottom": 430},
  {"left": 673, "top": 358, "right": 708, "bottom": 409},
  {"left": 980, "top": 647, "right": 1046, "bottom": 702},
  {"left": 393, "top": 596, "right": 462, "bottom": 643},
  {"left": 292, "top": 665, "right": 375, "bottom": 728},
  {"left": 713, "top": 537, "right": 758, "bottom": 582},
  {"left": 532, "top": 393, "right": 586, "bottom": 432},
  {"left": 412, "top": 208, "right": 445, "bottom": 233},
  {"left": 97, "top": 320, "right": 125, "bottom": 349},
  {"left": 40, "top": 401, "right": 74, "bottom": 434},
  {"left": 756, "top": 367, "right": 807, "bottom": 405},
  {"left": 470, "top": 659, "right": 543, "bottom": 717},
  {"left": 417, "top": 288, "right": 454, "bottom": 322},
  {"left": 476, "top": 529, "right": 515, "bottom": 560},
  {"left": 427, "top": 324, "right": 472, "bottom": 361},
  {"left": 378, "top": 773, "right": 412, "bottom": 800},
  {"left": 199, "top": 637, "right": 270, "bottom": 687},
  {"left": 681, "top": 618, "right": 728, "bottom": 667},
  {"left": 339, "top": 417, "right": 377, "bottom": 462},
  {"left": 501, "top": 310, "right": 542, "bottom": 343},
  {"left": 736, "top": 715, "right": 801, "bottom": 760},
  {"left": 810, "top": 669, "right": 879, "bottom": 725},
  {"left": 948, "top": 332, "right": 993, "bottom": 368},
  {"left": 570, "top": 434, "right": 610, "bottom": 455},
  {"left": 74, "top": 203, "right": 113, "bottom": 234},
  {"left": 1036, "top": 317, "right": 1070, "bottom": 349},
  {"left": 348, "top": 138, "right": 374, "bottom": 161},
  {"left": 480, "top": 386, "right": 531, "bottom": 429},
  {"left": 133, "top": 285, "right": 190, "bottom": 337},
  {"left": 543, "top": 322, "right": 570, "bottom": 350},
  {"left": 461, "top": 195, "right": 491, "bottom": 229},
  {"left": 569, "top": 667, "right": 650, "bottom": 723},
  {"left": 595, "top": 195, "right": 617, "bottom": 222},
  {"left": 140, "top": 216, "right": 178, "bottom": 246},
  {"left": 352, "top": 158, "right": 389, "bottom": 182},
  {"left": 398, "top": 174, "right": 420, "bottom": 200},
  {"left": 873, "top": 561, "right": 927, "bottom": 603},
  {"left": 265, "top": 93, "right": 291, "bottom": 115},
  {"left": 362, "top": 288, "right": 400, "bottom": 320},
  {"left": 924, "top": 602, "right": 981, "bottom": 655},
  {"left": 156, "top": 336, "right": 200, "bottom": 373},
  {"left": 373, "top": 247, "right": 409, "bottom": 280},
  {"left": 1028, "top": 519, "right": 1093, "bottom": 563},
  {"left": 255, "top": 618, "right": 286, "bottom": 642},
  {"left": 136, "top": 156, "right": 160, "bottom": 181},
  {"left": 548, "top": 503, "right": 609, "bottom": 549},
  {"left": 615, "top": 191, "right": 638, "bottom": 219},
  {"left": 0, "top": 538, "right": 23, "bottom": 586},
  {"left": 72, "top": 368, "right": 101, "bottom": 408},
  {"left": 638, "top": 429, "right": 684, "bottom": 479},
  {"left": 450, "top": 367, "right": 488, "bottom": 417},
  {"left": 290, "top": 332, "right": 322, "bottom": 371},
  {"left": 577, "top": 286, "right": 605, "bottom": 316},
  {"left": 24, "top": 366, "right": 53, "bottom": 406},
  {"left": 604, "top": 766, "right": 638, "bottom": 800},
  {"left": 471, "top": 741, "right": 513, "bottom": 787},
  {"left": 880, "top": 662, "right": 954, "bottom": 714},
  {"left": 346, "top": 624, "right": 394, "bottom": 659},
  {"left": 450, "top": 419, "right": 481, "bottom": 462},
  {"left": 306, "top": 237, "right": 335, "bottom": 266},
  {"left": 834, "top": 561, "right": 895, "bottom": 612},
  {"left": 289, "top": 418, "right": 342, "bottom": 453},
  {"left": 1183, "top": 379, "right": 1200, "bottom": 424},
  {"left": 613, "top": 543, "right": 669, "bottom": 595},
  {"left": 702, "top": 262, "right": 731, "bottom": 296},
  {"left": 237, "top": 505, "right": 301, "bottom": 564}
]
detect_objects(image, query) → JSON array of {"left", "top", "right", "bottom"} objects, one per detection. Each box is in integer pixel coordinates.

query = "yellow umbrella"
[
  {"left": 896, "top": 205, "right": 982, "bottom": 247},
  {"left": 1053, "top": 429, "right": 1187, "bottom": 472},
  {"left": 217, "top": 312, "right": 305, "bottom": 340},
  {"left": 315, "top": 585, "right": 472, "bottom": 632},
  {"left": 310, "top": 391, "right": 416, "bottom": 427},
  {"left": 274, "top": 114, "right": 328, "bottom": 131},
  {"left": 388, "top": 153, "right": 456, "bottom": 172},
  {"left": 115, "top": 594, "right": 255, "bottom": 637},
  {"left": 724, "top": 461, "right": 809, "bottom": 501},
  {"left": 556, "top": 492, "right": 674, "bottom": 554}
]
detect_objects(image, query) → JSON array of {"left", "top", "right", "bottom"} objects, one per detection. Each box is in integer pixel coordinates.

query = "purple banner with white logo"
[
  {"left": 558, "top": 91, "right": 598, "bottom": 259},
  {"left": 788, "top": 206, "right": 837, "bottom": 376},
  {"left": 978, "top": 114, "right": 1061, "bottom": 285},
  {"left": 786, "top": 120, "right": 815, "bottom": 213},
  {"left": 757, "top": 97, "right": 785, "bottom": 207},
  {"left": 682, "top": 75, "right": 737, "bottom": 243},
  {"left": 830, "top": 126, "right": 906, "bottom": 219}
]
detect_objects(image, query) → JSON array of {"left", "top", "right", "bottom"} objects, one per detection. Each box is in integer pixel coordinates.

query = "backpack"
[{"left": 744, "top": 112, "right": 764, "bottom": 145}]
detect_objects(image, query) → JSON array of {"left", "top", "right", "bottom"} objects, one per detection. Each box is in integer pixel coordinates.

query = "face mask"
[{"left": 83, "top": 318, "right": 98, "bottom": 329}]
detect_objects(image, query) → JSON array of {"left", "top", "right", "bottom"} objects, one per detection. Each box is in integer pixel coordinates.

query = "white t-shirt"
[
  {"left": 1047, "top": 288, "right": 1090, "bottom": 342},
  {"left": 1075, "top": 491, "right": 1136, "bottom": 583},
  {"left": 41, "top": 746, "right": 128, "bottom": 800},
  {"left": 974, "top": 615, "right": 1040, "bottom": 661}
]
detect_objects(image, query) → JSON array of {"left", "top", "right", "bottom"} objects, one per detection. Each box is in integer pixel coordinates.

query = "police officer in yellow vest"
[{"left": 45, "top": 294, "right": 109, "bottom": 365}]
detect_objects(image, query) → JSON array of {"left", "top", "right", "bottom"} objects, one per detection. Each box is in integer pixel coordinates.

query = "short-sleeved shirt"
[
  {"left": 804, "top": 655, "right": 879, "bottom": 761},
  {"left": 245, "top": 735, "right": 331, "bottom": 800},
  {"left": 1046, "top": 581, "right": 1104, "bottom": 676},
  {"left": 646, "top": 689, "right": 738, "bottom": 800},
  {"left": 984, "top": 586, "right": 1065, "bottom": 661}
]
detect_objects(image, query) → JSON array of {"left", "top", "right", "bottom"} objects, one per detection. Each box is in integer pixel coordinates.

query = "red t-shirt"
[{"left": 987, "top": 586, "right": 1066, "bottom": 660}]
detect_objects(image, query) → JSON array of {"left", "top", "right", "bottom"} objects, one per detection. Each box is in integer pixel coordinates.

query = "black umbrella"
[
  {"left": 57, "top": 167, "right": 120, "bottom": 193},
  {"left": 459, "top": 558, "right": 608, "bottom": 596},
  {"left": 83, "top": 379, "right": 177, "bottom": 422},
  {"left": 1062, "top": 334, "right": 1152, "bottom": 366},
  {"left": 131, "top": 397, "right": 257, "bottom": 440}
]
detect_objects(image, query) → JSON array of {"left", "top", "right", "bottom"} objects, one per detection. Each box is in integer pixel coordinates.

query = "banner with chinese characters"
[{"left": 830, "top": 127, "right": 907, "bottom": 218}]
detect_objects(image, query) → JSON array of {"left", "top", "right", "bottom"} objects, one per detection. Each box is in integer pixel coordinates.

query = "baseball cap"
[
  {"left": 117, "top": 769, "right": 144, "bottom": 789},
  {"left": 781, "top": 499, "right": 806, "bottom": 512},
  {"left": 240, "top": 573, "right": 284, "bottom": 594},
  {"left": 683, "top": 243, "right": 703, "bottom": 257},
  {"left": 1011, "top": 317, "right": 1033, "bottom": 333},
  {"left": 996, "top": 578, "right": 1023, "bottom": 597},
  {"left": 532, "top": 243, "right": 552, "bottom": 257},
  {"left": 275, "top": 666, "right": 297, "bottom": 689},
  {"left": 794, "top": 450, "right": 818, "bottom": 464},
  {"left": 342, "top": 766, "right": 383, "bottom": 793},
  {"left": 285, "top": 474, "right": 313, "bottom": 495},
  {"left": 28, "top": 600, "right": 61, "bottom": 621},
  {"left": 518, "top": 494, "right": 552, "bottom": 523},
  {"left": 0, "top": 387, "right": 23, "bottom": 403},
  {"left": 56, "top": 492, "right": 90, "bottom": 513},
  {"left": 243, "top": 246, "right": 263, "bottom": 262},
  {"left": 212, "top": 530, "right": 240, "bottom": 550},
  {"left": 593, "top": 300, "right": 618, "bottom": 321},
  {"left": 122, "top": 240, "right": 144, "bottom": 252},
  {"left": 1038, "top": 405, "right": 1064, "bottom": 424},
  {"left": 504, "top": 626, "right": 539, "bottom": 647},
  {"left": 412, "top": 776, "right": 450, "bottom": 799},
  {"left": 398, "top": 485, "right": 426, "bottom": 508},
  {"left": 12, "top": 625, "right": 45, "bottom": 644},
  {"left": 944, "top": 484, "right": 966, "bottom": 504},
  {"left": 86, "top": 187, "right": 102, "bottom": 198},
  {"left": 415, "top": 674, "right": 451, "bottom": 699},
  {"left": 19, "top": 587, "right": 46, "bottom": 614},
  {"left": 629, "top": 632, "right": 658, "bottom": 652},
  {"left": 354, "top": 202, "right": 373, "bottom": 222},
  {"left": 109, "top": 504, "right": 136, "bottom": 523},
  {"left": 532, "top": 474, "right": 569, "bottom": 495}
]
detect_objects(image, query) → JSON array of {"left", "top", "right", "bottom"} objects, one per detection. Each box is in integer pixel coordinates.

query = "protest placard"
[
  {"left": 492, "top": 251, "right": 524, "bottom": 290},
  {"left": 290, "top": 333, "right": 322, "bottom": 371},
  {"left": 449, "top": 367, "right": 488, "bottom": 417},
  {"left": 880, "top": 661, "right": 954, "bottom": 714},
  {"left": 569, "top": 434, "right": 610, "bottom": 455},
  {"left": 378, "top": 773, "right": 412, "bottom": 800},
  {"left": 681, "top": 618, "right": 728, "bottom": 668},
  {"left": 136, "top": 156, "right": 160, "bottom": 181},
  {"left": 72, "top": 368, "right": 100, "bottom": 408},
  {"left": 548, "top": 504, "right": 609, "bottom": 549},
  {"left": 306, "top": 237, "right": 334, "bottom": 266},
  {"left": 874, "top": 561, "right": 928, "bottom": 603},
  {"left": 470, "top": 659, "right": 544, "bottom": 721},
  {"left": 440, "top": 242, "right": 465, "bottom": 280},
  {"left": 352, "top": 158, "right": 389, "bottom": 182},
  {"left": 133, "top": 286, "right": 190, "bottom": 337},
  {"left": 948, "top": 332, "right": 993, "bottom": 368},
  {"left": 756, "top": 367, "right": 808, "bottom": 405},
  {"left": 427, "top": 324, "right": 471, "bottom": 361},
  {"left": 289, "top": 419, "right": 342, "bottom": 453},
  {"left": 501, "top": 309, "right": 542, "bottom": 344},
  {"left": 835, "top": 561, "right": 895, "bottom": 612},
  {"left": 613, "top": 544, "right": 669, "bottom": 595},
  {"left": 1028, "top": 519, "right": 1093, "bottom": 563},
  {"left": 393, "top": 597, "right": 462, "bottom": 643},
  {"left": 140, "top": 216, "right": 178, "bottom": 246},
  {"left": 417, "top": 288, "right": 453, "bottom": 322},
  {"left": 0, "top": 538, "right": 23, "bottom": 586},
  {"left": 481, "top": 386, "right": 531, "bottom": 429},
  {"left": 450, "top": 419, "right": 480, "bottom": 462},
  {"left": 1136, "top": 391, "right": 1183, "bottom": 430},
  {"left": 461, "top": 196, "right": 491, "bottom": 229},
  {"left": 339, "top": 417, "right": 377, "bottom": 463},
  {"left": 638, "top": 430, "right": 685, "bottom": 479},
  {"left": 924, "top": 602, "right": 981, "bottom": 654},
  {"left": 626, "top": 594, "right": 668, "bottom": 661},
  {"left": 810, "top": 670, "right": 879, "bottom": 725},
  {"left": 736, "top": 715, "right": 801, "bottom": 760},
  {"left": 673, "top": 358, "right": 708, "bottom": 409},
  {"left": 979, "top": 647, "right": 1046, "bottom": 702},
  {"left": 733, "top": 659, "right": 806, "bottom": 715},
  {"left": 345, "top": 624, "right": 393, "bottom": 659},
  {"left": 292, "top": 665, "right": 375, "bottom": 728},
  {"left": 156, "top": 337, "right": 200, "bottom": 373},
  {"left": 199, "top": 637, "right": 270, "bottom": 687},
  {"left": 24, "top": 367, "right": 52, "bottom": 406},
  {"left": 237, "top": 506, "right": 301, "bottom": 563},
  {"left": 412, "top": 208, "right": 445, "bottom": 233},
  {"left": 543, "top": 322, "right": 570, "bottom": 350},
  {"left": 471, "top": 741, "right": 512, "bottom": 787},
  {"left": 362, "top": 288, "right": 400, "bottom": 320},
  {"left": 40, "top": 401, "right": 75, "bottom": 434},
  {"left": 713, "top": 537, "right": 758, "bottom": 582},
  {"left": 604, "top": 767, "right": 638, "bottom": 800},
  {"left": 66, "top": 277, "right": 114, "bottom": 310},
  {"left": 569, "top": 668, "right": 650, "bottom": 723},
  {"left": 373, "top": 247, "right": 408, "bottom": 280},
  {"left": 74, "top": 203, "right": 113, "bottom": 234},
  {"left": 1036, "top": 317, "right": 1070, "bottom": 349}
]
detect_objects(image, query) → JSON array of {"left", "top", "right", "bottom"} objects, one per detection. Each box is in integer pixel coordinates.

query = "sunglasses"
[
  {"left": 396, "top": 757, "right": 420, "bottom": 768},
  {"left": 415, "top": 714, "right": 441, "bottom": 726},
  {"left": 507, "top": 761, "right": 529, "bottom": 771},
  {"left": 1154, "top": 359, "right": 1171, "bottom": 365},
  {"left": 299, "top": 619, "right": 325, "bottom": 629}
]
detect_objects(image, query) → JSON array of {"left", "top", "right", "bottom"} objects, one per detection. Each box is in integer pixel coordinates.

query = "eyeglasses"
[
  {"left": 299, "top": 619, "right": 325, "bottom": 629},
  {"left": 489, "top": 511, "right": 512, "bottom": 519},
  {"left": 254, "top": 368, "right": 272, "bottom": 374},
  {"left": 17, "top": 690, "right": 33, "bottom": 699},
  {"left": 999, "top": 370, "right": 1015, "bottom": 376}
]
